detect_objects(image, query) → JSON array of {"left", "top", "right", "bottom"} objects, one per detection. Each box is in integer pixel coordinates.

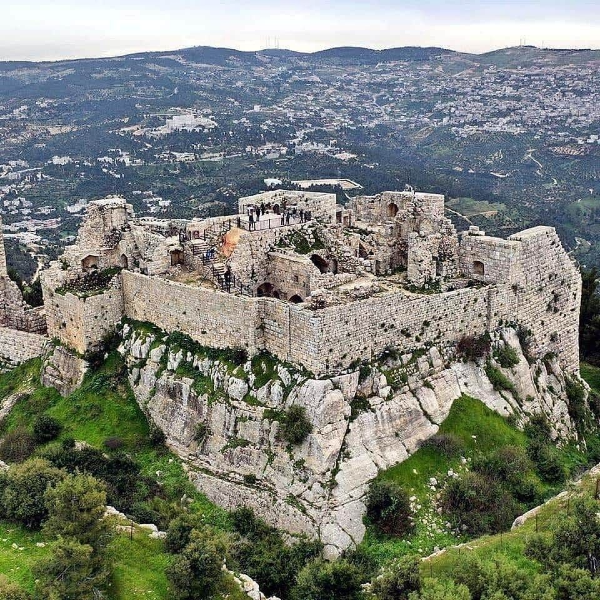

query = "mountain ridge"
[{"left": 2, "top": 43, "right": 599, "bottom": 68}]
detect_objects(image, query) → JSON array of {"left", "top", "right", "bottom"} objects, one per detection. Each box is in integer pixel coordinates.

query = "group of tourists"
[{"left": 245, "top": 203, "right": 312, "bottom": 231}]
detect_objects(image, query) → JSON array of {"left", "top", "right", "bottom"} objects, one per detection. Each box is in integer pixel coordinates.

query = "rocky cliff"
[{"left": 107, "top": 321, "right": 581, "bottom": 558}]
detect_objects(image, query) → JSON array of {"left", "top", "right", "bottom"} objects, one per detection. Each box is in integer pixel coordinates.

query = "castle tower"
[{"left": 0, "top": 216, "right": 7, "bottom": 279}]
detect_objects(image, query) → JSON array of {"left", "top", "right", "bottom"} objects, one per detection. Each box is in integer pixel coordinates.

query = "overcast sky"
[{"left": 2, "top": 1, "right": 599, "bottom": 62}]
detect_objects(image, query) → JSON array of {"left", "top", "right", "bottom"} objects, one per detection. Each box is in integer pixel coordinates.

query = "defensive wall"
[{"left": 41, "top": 217, "right": 581, "bottom": 377}]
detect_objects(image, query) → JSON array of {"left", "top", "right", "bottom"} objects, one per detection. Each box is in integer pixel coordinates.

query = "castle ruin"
[{"left": 31, "top": 186, "right": 580, "bottom": 376}]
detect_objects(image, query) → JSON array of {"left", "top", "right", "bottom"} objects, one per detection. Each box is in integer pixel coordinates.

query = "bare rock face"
[
  {"left": 119, "top": 324, "right": 583, "bottom": 558},
  {"left": 41, "top": 346, "right": 88, "bottom": 397}
]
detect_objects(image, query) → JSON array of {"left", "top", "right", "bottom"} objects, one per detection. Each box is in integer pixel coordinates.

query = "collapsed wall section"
[{"left": 0, "top": 327, "right": 49, "bottom": 368}]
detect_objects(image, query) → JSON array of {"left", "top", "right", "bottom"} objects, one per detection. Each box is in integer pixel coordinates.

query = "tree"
[
  {"left": 371, "top": 555, "right": 422, "bottom": 600},
  {"left": 166, "top": 529, "right": 228, "bottom": 600},
  {"left": 0, "top": 458, "right": 64, "bottom": 528},
  {"left": 527, "top": 497, "right": 600, "bottom": 576},
  {"left": 291, "top": 559, "right": 362, "bottom": 600},
  {"left": 43, "top": 473, "right": 112, "bottom": 556},
  {"left": 365, "top": 479, "right": 414, "bottom": 536},
  {"left": 34, "top": 538, "right": 107, "bottom": 600}
]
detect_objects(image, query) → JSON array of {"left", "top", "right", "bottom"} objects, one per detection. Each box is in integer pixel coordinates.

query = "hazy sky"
[{"left": 2, "top": 1, "right": 599, "bottom": 62}]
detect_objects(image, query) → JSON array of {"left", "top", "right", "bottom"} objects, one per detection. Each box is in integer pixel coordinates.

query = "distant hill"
[{"left": 1, "top": 44, "right": 599, "bottom": 70}]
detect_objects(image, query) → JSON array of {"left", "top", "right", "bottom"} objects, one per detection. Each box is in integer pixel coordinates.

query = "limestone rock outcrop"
[
  {"left": 118, "top": 323, "right": 581, "bottom": 558},
  {"left": 41, "top": 345, "right": 89, "bottom": 397}
]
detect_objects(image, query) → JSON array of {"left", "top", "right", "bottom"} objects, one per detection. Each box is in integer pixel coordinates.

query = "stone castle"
[
  {"left": 13, "top": 186, "right": 576, "bottom": 377},
  {"left": 0, "top": 185, "right": 586, "bottom": 555},
  {"left": 0, "top": 187, "right": 582, "bottom": 376}
]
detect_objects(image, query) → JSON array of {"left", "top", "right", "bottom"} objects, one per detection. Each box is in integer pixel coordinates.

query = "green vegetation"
[
  {"left": 280, "top": 405, "right": 313, "bottom": 445},
  {"left": 358, "top": 392, "right": 599, "bottom": 566}
]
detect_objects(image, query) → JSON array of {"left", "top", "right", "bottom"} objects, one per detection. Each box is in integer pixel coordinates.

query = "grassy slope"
[
  {"left": 359, "top": 380, "right": 598, "bottom": 566},
  {"left": 422, "top": 362, "right": 600, "bottom": 579},
  {"left": 0, "top": 354, "right": 235, "bottom": 599},
  {"left": 359, "top": 395, "right": 536, "bottom": 563}
]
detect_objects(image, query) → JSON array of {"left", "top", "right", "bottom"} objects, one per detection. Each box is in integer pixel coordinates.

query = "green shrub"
[
  {"left": 291, "top": 559, "right": 362, "bottom": 600},
  {"left": 149, "top": 423, "right": 166, "bottom": 447},
  {"left": 0, "top": 575, "right": 31, "bottom": 600},
  {"left": 494, "top": 344, "right": 520, "bottom": 368},
  {"left": 565, "top": 377, "right": 588, "bottom": 432},
  {"left": 370, "top": 555, "right": 422, "bottom": 600},
  {"left": 165, "top": 514, "right": 201, "bottom": 554},
  {"left": 441, "top": 471, "right": 520, "bottom": 535},
  {"left": 530, "top": 442, "right": 566, "bottom": 484},
  {"left": 166, "top": 529, "right": 229, "bottom": 600},
  {"left": 408, "top": 579, "right": 471, "bottom": 600},
  {"left": 34, "top": 538, "right": 107, "bottom": 600},
  {"left": 0, "top": 427, "right": 36, "bottom": 463},
  {"left": 365, "top": 480, "right": 414, "bottom": 537},
  {"left": 32, "top": 415, "right": 63, "bottom": 444},
  {"left": 484, "top": 362, "right": 516, "bottom": 394},
  {"left": 456, "top": 334, "right": 490, "bottom": 361},
  {"left": 0, "top": 458, "right": 65, "bottom": 528},
  {"left": 230, "top": 507, "right": 322, "bottom": 598},
  {"left": 281, "top": 406, "right": 313, "bottom": 445},
  {"left": 421, "top": 433, "right": 465, "bottom": 458}
]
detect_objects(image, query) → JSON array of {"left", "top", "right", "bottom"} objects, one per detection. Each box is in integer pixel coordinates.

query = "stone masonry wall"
[
  {"left": 0, "top": 327, "right": 49, "bottom": 368},
  {"left": 121, "top": 271, "right": 260, "bottom": 352},
  {"left": 43, "top": 277, "right": 124, "bottom": 355}
]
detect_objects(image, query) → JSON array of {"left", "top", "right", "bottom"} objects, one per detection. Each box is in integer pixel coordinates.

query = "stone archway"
[
  {"left": 289, "top": 294, "right": 303, "bottom": 304},
  {"left": 81, "top": 255, "right": 99, "bottom": 271},
  {"left": 387, "top": 203, "right": 399, "bottom": 218},
  {"left": 120, "top": 254, "right": 129, "bottom": 269},
  {"left": 473, "top": 260, "right": 485, "bottom": 277},
  {"left": 257, "top": 282, "right": 275, "bottom": 297},
  {"left": 310, "top": 254, "right": 329, "bottom": 274}
]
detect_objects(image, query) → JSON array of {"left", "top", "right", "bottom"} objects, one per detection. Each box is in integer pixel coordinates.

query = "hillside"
[{"left": 0, "top": 354, "right": 598, "bottom": 598}]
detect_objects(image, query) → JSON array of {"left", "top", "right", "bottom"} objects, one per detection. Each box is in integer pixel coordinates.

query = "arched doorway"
[
  {"left": 257, "top": 282, "right": 275, "bottom": 297},
  {"left": 473, "top": 260, "right": 485, "bottom": 277},
  {"left": 170, "top": 249, "right": 184, "bottom": 266},
  {"left": 81, "top": 255, "right": 99, "bottom": 271},
  {"left": 120, "top": 254, "right": 129, "bottom": 269},
  {"left": 289, "top": 294, "right": 303, "bottom": 304},
  {"left": 310, "top": 254, "right": 329, "bottom": 274},
  {"left": 387, "top": 203, "right": 399, "bottom": 218}
]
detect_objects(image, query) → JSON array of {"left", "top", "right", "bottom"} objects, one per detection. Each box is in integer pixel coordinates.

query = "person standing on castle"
[
  {"left": 249, "top": 212, "right": 255, "bottom": 231},
  {"left": 285, "top": 211, "right": 290, "bottom": 226}
]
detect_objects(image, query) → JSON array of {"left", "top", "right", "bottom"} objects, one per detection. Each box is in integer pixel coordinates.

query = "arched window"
[
  {"left": 473, "top": 260, "right": 485, "bottom": 276},
  {"left": 120, "top": 254, "right": 129, "bottom": 269},
  {"left": 289, "top": 294, "right": 303, "bottom": 304},
  {"left": 387, "top": 203, "right": 399, "bottom": 218},
  {"left": 257, "top": 282, "right": 275, "bottom": 297}
]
